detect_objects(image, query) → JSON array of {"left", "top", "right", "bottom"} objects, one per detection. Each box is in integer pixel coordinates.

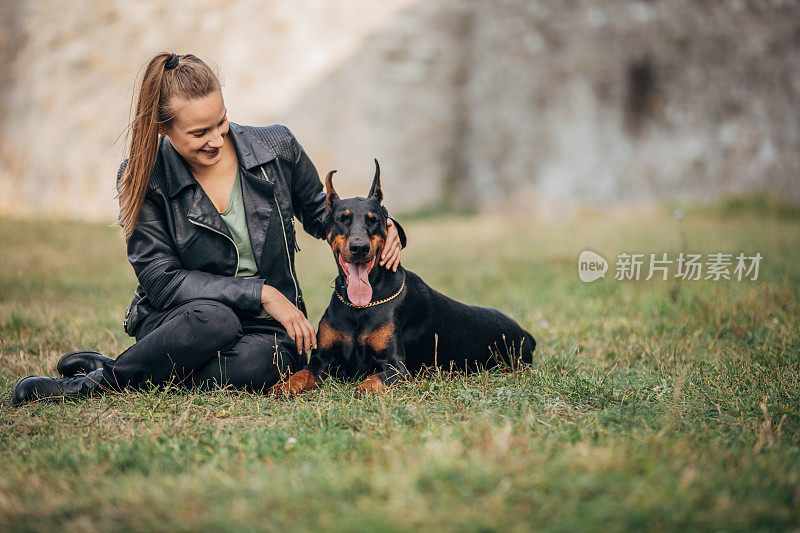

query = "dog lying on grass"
[{"left": 271, "top": 161, "right": 535, "bottom": 397}]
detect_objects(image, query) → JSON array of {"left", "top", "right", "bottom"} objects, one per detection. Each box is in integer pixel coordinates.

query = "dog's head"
[{"left": 324, "top": 159, "right": 388, "bottom": 306}]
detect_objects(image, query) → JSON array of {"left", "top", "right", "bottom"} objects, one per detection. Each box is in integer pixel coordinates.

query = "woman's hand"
[
  {"left": 261, "top": 285, "right": 317, "bottom": 355},
  {"left": 380, "top": 218, "right": 402, "bottom": 272}
]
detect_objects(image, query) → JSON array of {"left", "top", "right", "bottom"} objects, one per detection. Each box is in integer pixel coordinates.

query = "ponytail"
[{"left": 117, "top": 53, "right": 220, "bottom": 238}]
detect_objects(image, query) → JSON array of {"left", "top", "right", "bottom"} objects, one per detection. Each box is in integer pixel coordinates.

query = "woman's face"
[{"left": 159, "top": 90, "right": 229, "bottom": 170}]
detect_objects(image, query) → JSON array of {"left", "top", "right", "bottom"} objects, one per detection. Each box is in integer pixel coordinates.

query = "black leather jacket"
[{"left": 120, "top": 122, "right": 405, "bottom": 337}]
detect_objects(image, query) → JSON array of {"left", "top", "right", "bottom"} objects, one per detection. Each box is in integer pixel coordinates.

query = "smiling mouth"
[
  {"left": 201, "top": 147, "right": 219, "bottom": 157},
  {"left": 338, "top": 254, "right": 375, "bottom": 306}
]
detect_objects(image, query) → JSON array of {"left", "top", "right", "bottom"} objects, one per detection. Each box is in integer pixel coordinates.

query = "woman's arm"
[
  {"left": 127, "top": 192, "right": 265, "bottom": 313},
  {"left": 122, "top": 161, "right": 316, "bottom": 355},
  {"left": 287, "top": 142, "right": 328, "bottom": 240},
  {"left": 118, "top": 158, "right": 262, "bottom": 313}
]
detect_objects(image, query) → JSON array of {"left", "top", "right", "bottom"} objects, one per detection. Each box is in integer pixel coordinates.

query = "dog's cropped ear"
[
  {"left": 325, "top": 170, "right": 339, "bottom": 210},
  {"left": 368, "top": 159, "right": 383, "bottom": 204}
]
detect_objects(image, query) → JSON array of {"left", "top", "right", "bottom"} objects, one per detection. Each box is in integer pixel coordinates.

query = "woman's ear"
[{"left": 157, "top": 124, "right": 166, "bottom": 136}]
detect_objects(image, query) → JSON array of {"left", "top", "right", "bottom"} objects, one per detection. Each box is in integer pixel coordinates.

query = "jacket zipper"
[
  {"left": 188, "top": 218, "right": 240, "bottom": 276},
  {"left": 291, "top": 218, "right": 301, "bottom": 252},
  {"left": 261, "top": 166, "right": 300, "bottom": 307}
]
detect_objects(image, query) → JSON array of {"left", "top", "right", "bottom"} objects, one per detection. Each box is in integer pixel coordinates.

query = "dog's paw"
[
  {"left": 354, "top": 374, "right": 388, "bottom": 396},
  {"left": 271, "top": 369, "right": 318, "bottom": 399},
  {"left": 270, "top": 381, "right": 298, "bottom": 399}
]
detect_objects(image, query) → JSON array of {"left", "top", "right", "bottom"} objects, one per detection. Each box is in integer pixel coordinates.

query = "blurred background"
[{"left": 0, "top": 0, "right": 798, "bottom": 221}]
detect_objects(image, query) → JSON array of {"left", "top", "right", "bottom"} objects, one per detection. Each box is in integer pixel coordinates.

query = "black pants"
[{"left": 101, "top": 299, "right": 302, "bottom": 393}]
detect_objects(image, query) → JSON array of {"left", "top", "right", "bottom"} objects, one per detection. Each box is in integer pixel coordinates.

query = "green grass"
[{"left": 1, "top": 203, "right": 799, "bottom": 531}]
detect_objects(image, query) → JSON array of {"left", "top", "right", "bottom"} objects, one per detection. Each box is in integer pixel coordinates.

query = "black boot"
[
  {"left": 56, "top": 350, "right": 114, "bottom": 377},
  {"left": 11, "top": 368, "right": 105, "bottom": 406}
]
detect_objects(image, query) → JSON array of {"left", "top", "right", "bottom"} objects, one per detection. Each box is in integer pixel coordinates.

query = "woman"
[{"left": 11, "top": 52, "right": 405, "bottom": 405}]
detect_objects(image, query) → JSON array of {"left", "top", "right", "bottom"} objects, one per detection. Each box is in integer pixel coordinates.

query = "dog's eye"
[{"left": 337, "top": 213, "right": 351, "bottom": 223}]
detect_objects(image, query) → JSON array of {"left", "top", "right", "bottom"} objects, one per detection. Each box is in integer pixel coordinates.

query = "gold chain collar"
[{"left": 335, "top": 274, "right": 406, "bottom": 309}]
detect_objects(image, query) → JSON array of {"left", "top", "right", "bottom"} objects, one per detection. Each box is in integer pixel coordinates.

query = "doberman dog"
[{"left": 270, "top": 160, "right": 536, "bottom": 397}]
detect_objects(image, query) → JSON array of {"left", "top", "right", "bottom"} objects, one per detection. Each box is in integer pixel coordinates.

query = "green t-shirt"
[{"left": 220, "top": 167, "right": 267, "bottom": 318}]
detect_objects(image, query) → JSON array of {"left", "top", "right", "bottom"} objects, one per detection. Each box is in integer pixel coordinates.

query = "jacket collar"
[{"left": 163, "top": 121, "right": 277, "bottom": 199}]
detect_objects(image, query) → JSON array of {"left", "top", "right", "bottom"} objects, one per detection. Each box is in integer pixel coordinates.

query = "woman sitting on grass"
[{"left": 11, "top": 52, "right": 405, "bottom": 405}]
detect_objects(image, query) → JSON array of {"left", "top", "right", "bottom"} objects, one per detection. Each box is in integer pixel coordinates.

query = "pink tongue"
[{"left": 346, "top": 262, "right": 372, "bottom": 306}]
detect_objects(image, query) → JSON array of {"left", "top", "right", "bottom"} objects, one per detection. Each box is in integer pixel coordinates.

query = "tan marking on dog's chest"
[
  {"left": 357, "top": 322, "right": 395, "bottom": 352},
  {"left": 318, "top": 319, "right": 352, "bottom": 349}
]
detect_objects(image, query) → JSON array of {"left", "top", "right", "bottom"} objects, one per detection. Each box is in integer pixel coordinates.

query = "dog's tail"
[
  {"left": 517, "top": 329, "right": 536, "bottom": 366},
  {"left": 492, "top": 327, "right": 536, "bottom": 370}
]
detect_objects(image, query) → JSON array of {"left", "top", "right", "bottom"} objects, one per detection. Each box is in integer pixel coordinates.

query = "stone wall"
[{"left": 0, "top": 0, "right": 798, "bottom": 221}]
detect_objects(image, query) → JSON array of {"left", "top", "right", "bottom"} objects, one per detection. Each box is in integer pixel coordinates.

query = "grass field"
[{"left": 1, "top": 200, "right": 799, "bottom": 531}]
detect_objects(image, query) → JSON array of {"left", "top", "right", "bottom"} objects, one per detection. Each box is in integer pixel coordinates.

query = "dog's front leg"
[
  {"left": 270, "top": 369, "right": 318, "bottom": 398},
  {"left": 354, "top": 343, "right": 410, "bottom": 396}
]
